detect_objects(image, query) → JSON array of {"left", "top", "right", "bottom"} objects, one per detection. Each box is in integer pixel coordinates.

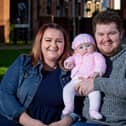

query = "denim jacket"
[{"left": 0, "top": 54, "right": 71, "bottom": 120}]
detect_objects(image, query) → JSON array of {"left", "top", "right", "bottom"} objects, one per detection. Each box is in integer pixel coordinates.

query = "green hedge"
[{"left": 0, "top": 49, "right": 30, "bottom": 81}]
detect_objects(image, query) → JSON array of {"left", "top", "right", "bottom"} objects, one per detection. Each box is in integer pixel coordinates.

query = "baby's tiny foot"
[{"left": 89, "top": 110, "right": 102, "bottom": 120}]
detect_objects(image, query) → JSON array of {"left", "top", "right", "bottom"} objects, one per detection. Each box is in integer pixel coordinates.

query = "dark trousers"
[
  {"left": 72, "top": 122, "right": 109, "bottom": 126},
  {"left": 0, "top": 114, "right": 22, "bottom": 126}
]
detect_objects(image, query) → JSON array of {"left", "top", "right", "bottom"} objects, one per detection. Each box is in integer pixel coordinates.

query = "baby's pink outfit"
[
  {"left": 67, "top": 52, "right": 106, "bottom": 79},
  {"left": 62, "top": 52, "right": 106, "bottom": 120}
]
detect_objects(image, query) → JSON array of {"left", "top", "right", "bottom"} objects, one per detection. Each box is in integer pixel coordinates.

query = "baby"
[{"left": 62, "top": 33, "right": 106, "bottom": 120}]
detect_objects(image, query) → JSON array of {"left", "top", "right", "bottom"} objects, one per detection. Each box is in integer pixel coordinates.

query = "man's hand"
[
  {"left": 89, "top": 72, "right": 100, "bottom": 79},
  {"left": 74, "top": 78, "right": 94, "bottom": 96}
]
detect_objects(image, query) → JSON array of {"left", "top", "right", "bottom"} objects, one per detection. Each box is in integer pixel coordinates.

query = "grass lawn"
[{"left": 0, "top": 49, "right": 30, "bottom": 81}]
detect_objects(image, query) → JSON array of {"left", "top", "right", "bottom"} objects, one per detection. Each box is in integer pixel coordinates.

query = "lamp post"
[
  {"left": 28, "top": 0, "right": 31, "bottom": 41},
  {"left": 72, "top": 0, "right": 76, "bottom": 36}
]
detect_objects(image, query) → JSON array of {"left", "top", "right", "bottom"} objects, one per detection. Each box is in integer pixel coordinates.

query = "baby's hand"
[{"left": 64, "top": 62, "right": 74, "bottom": 70}]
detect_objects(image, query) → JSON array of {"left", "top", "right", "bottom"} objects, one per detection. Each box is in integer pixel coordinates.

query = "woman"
[{"left": 0, "top": 23, "right": 77, "bottom": 126}]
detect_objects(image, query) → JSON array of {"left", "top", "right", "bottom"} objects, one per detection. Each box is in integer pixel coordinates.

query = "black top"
[{"left": 27, "top": 67, "right": 64, "bottom": 124}]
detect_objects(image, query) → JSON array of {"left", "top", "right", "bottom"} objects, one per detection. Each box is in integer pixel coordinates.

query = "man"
[{"left": 73, "top": 10, "right": 126, "bottom": 126}]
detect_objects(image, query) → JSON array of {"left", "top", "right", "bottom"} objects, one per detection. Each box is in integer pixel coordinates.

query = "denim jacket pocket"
[{"left": 17, "top": 69, "right": 41, "bottom": 107}]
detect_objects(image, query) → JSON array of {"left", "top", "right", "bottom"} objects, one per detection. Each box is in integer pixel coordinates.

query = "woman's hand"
[
  {"left": 19, "top": 112, "right": 47, "bottom": 126},
  {"left": 27, "top": 119, "right": 47, "bottom": 126},
  {"left": 75, "top": 78, "right": 94, "bottom": 96},
  {"left": 49, "top": 116, "right": 73, "bottom": 126}
]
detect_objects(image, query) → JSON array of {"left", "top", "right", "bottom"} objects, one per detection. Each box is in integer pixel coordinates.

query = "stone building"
[
  {"left": 0, "top": 0, "right": 10, "bottom": 43},
  {"left": 0, "top": 0, "right": 125, "bottom": 44}
]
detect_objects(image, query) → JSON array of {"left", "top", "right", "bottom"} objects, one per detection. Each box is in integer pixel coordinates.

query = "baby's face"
[{"left": 75, "top": 43, "right": 95, "bottom": 56}]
